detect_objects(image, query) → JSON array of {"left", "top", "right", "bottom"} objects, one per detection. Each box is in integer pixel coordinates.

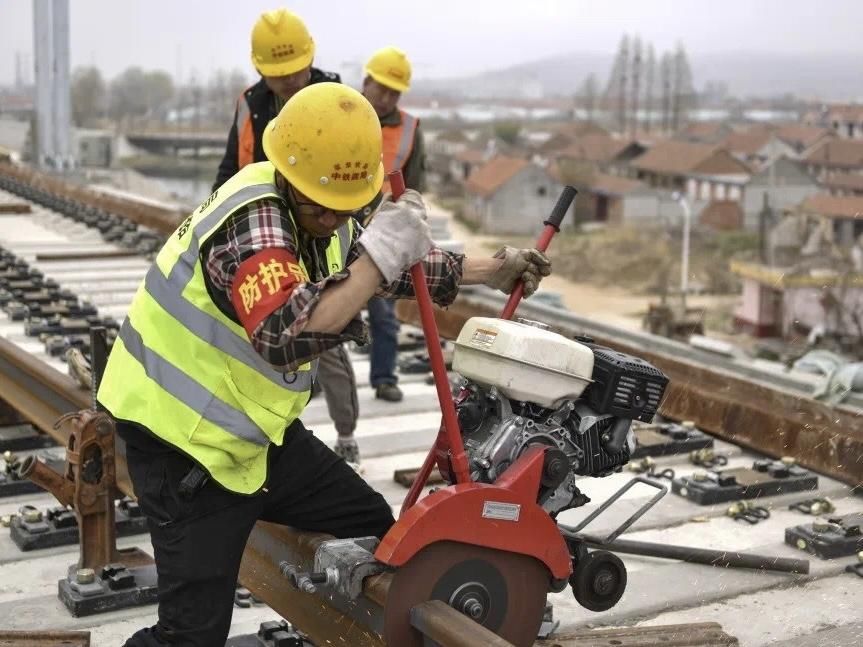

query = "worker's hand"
[
  {"left": 358, "top": 189, "right": 434, "bottom": 284},
  {"left": 485, "top": 246, "right": 552, "bottom": 297}
]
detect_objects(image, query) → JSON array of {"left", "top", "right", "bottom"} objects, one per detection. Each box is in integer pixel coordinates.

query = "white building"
[{"left": 463, "top": 156, "right": 565, "bottom": 235}]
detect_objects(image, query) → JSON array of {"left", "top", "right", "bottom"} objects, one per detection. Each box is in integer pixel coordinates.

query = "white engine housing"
[{"left": 453, "top": 317, "right": 595, "bottom": 409}]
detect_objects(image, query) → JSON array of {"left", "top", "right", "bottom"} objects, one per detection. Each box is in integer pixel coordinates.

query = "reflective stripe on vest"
[
  {"left": 391, "top": 111, "right": 417, "bottom": 172},
  {"left": 381, "top": 110, "right": 418, "bottom": 194},
  {"left": 117, "top": 319, "right": 269, "bottom": 446},
  {"left": 141, "top": 182, "right": 313, "bottom": 391},
  {"left": 98, "top": 162, "right": 353, "bottom": 493},
  {"left": 236, "top": 92, "right": 254, "bottom": 169}
]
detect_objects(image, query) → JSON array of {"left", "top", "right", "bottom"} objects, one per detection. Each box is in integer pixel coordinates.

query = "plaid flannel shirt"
[{"left": 201, "top": 197, "right": 464, "bottom": 372}]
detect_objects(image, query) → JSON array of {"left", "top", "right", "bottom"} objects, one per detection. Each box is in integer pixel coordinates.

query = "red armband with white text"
[{"left": 230, "top": 248, "right": 308, "bottom": 337}]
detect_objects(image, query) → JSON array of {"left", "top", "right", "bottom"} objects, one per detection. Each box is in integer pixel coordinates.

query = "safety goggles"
[{"left": 288, "top": 186, "right": 361, "bottom": 220}]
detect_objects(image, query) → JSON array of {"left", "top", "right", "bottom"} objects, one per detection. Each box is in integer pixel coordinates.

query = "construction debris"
[
  {"left": 535, "top": 622, "right": 739, "bottom": 646},
  {"left": 0, "top": 630, "right": 90, "bottom": 646}
]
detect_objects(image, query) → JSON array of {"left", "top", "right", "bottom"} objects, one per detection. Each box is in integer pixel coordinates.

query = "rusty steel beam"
[
  {"left": 0, "top": 202, "right": 32, "bottom": 214},
  {"left": 535, "top": 622, "right": 738, "bottom": 646},
  {"left": 395, "top": 295, "right": 863, "bottom": 488},
  {"left": 239, "top": 522, "right": 389, "bottom": 646},
  {"left": 0, "top": 336, "right": 133, "bottom": 493},
  {"left": 0, "top": 630, "right": 90, "bottom": 646},
  {"left": 0, "top": 336, "right": 89, "bottom": 436}
]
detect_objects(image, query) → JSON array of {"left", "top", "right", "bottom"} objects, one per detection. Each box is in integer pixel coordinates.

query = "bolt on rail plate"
[
  {"left": 785, "top": 512, "right": 863, "bottom": 559},
  {"left": 671, "top": 459, "right": 818, "bottom": 505},
  {"left": 631, "top": 421, "right": 713, "bottom": 459}
]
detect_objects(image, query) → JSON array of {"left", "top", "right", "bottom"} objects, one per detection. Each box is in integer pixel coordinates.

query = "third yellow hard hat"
[
  {"left": 251, "top": 9, "right": 315, "bottom": 77},
  {"left": 263, "top": 83, "right": 385, "bottom": 211},
  {"left": 364, "top": 46, "right": 412, "bottom": 93}
]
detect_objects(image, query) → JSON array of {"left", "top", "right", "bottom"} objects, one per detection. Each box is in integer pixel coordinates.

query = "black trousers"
[{"left": 120, "top": 419, "right": 395, "bottom": 647}]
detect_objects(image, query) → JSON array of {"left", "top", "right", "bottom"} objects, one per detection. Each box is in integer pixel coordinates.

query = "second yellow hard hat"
[
  {"left": 365, "top": 46, "right": 412, "bottom": 93},
  {"left": 251, "top": 8, "right": 315, "bottom": 77}
]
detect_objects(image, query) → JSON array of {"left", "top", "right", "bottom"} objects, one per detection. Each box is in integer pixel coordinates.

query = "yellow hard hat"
[
  {"left": 364, "top": 46, "right": 412, "bottom": 93},
  {"left": 263, "top": 83, "right": 385, "bottom": 211},
  {"left": 250, "top": 9, "right": 315, "bottom": 77}
]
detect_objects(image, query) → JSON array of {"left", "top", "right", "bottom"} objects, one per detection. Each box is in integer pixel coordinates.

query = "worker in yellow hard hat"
[
  {"left": 214, "top": 8, "right": 363, "bottom": 465},
  {"left": 102, "top": 82, "right": 552, "bottom": 647},
  {"left": 363, "top": 46, "right": 425, "bottom": 196},
  {"left": 212, "top": 8, "right": 340, "bottom": 191},
  {"left": 361, "top": 46, "right": 426, "bottom": 404}
]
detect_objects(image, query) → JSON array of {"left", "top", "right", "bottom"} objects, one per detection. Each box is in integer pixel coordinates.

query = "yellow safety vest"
[{"left": 98, "top": 162, "right": 352, "bottom": 494}]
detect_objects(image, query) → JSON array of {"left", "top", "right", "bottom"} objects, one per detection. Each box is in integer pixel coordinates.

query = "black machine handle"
[
  {"left": 544, "top": 185, "right": 578, "bottom": 231},
  {"left": 500, "top": 185, "right": 577, "bottom": 320}
]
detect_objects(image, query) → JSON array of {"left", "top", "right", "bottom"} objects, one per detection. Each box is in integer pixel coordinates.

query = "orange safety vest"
[
  {"left": 235, "top": 92, "right": 255, "bottom": 170},
  {"left": 381, "top": 109, "right": 419, "bottom": 194}
]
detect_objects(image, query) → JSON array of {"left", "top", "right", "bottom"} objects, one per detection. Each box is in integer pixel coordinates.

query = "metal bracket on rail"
[{"left": 12, "top": 327, "right": 157, "bottom": 616}]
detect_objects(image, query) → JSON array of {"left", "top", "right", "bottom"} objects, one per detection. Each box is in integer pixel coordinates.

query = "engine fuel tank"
[{"left": 453, "top": 317, "right": 594, "bottom": 408}]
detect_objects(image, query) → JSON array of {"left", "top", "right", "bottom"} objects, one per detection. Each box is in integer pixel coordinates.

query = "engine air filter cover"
[{"left": 453, "top": 317, "right": 594, "bottom": 408}]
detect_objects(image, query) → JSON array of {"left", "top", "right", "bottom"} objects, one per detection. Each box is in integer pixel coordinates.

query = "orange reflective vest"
[
  {"left": 235, "top": 92, "right": 255, "bottom": 170},
  {"left": 381, "top": 109, "right": 418, "bottom": 194}
]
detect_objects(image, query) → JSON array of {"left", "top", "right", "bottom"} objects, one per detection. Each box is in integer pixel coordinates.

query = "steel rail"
[
  {"left": 410, "top": 600, "right": 516, "bottom": 647},
  {"left": 0, "top": 163, "right": 182, "bottom": 235}
]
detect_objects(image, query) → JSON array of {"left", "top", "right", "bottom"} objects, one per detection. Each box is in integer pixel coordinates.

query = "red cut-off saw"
[{"left": 283, "top": 171, "right": 670, "bottom": 646}]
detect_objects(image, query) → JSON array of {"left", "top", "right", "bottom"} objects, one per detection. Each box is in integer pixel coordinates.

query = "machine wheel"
[
  {"left": 383, "top": 541, "right": 549, "bottom": 647},
  {"left": 570, "top": 549, "right": 627, "bottom": 612}
]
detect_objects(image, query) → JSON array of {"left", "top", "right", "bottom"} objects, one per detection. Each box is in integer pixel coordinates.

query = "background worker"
[
  {"left": 100, "top": 82, "right": 552, "bottom": 647},
  {"left": 360, "top": 46, "right": 426, "bottom": 403},
  {"left": 213, "top": 7, "right": 362, "bottom": 462}
]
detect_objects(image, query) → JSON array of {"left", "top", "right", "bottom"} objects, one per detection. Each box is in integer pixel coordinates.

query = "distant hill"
[{"left": 416, "top": 50, "right": 863, "bottom": 102}]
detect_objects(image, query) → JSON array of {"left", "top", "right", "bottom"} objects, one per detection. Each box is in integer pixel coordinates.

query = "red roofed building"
[
  {"left": 463, "top": 155, "right": 566, "bottom": 234},
  {"left": 581, "top": 173, "right": 661, "bottom": 225},
  {"left": 629, "top": 140, "right": 752, "bottom": 204},
  {"left": 720, "top": 131, "right": 796, "bottom": 170},
  {"left": 804, "top": 139, "right": 863, "bottom": 180},
  {"left": 803, "top": 104, "right": 863, "bottom": 140}
]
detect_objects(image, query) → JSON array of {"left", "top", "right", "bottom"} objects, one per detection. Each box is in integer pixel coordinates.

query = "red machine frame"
[{"left": 373, "top": 172, "right": 576, "bottom": 581}]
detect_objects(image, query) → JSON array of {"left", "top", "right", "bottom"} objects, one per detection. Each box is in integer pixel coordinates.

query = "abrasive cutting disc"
[{"left": 383, "top": 540, "right": 549, "bottom": 646}]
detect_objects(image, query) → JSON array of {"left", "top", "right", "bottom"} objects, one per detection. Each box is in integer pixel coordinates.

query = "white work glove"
[
  {"left": 358, "top": 189, "right": 434, "bottom": 284},
  {"left": 485, "top": 246, "right": 552, "bottom": 297}
]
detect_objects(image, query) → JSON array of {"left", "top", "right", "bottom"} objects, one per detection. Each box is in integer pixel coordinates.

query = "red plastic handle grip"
[
  {"left": 386, "top": 172, "right": 470, "bottom": 503},
  {"left": 500, "top": 185, "right": 577, "bottom": 320}
]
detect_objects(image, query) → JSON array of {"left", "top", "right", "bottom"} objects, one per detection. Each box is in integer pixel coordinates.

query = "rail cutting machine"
[{"left": 282, "top": 174, "right": 670, "bottom": 645}]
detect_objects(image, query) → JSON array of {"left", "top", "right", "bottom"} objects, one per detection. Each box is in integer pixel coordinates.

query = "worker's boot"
[
  {"left": 375, "top": 383, "right": 403, "bottom": 402},
  {"left": 333, "top": 437, "right": 361, "bottom": 464}
]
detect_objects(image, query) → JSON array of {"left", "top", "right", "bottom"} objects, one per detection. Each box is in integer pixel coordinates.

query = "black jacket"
[{"left": 212, "top": 68, "right": 340, "bottom": 192}]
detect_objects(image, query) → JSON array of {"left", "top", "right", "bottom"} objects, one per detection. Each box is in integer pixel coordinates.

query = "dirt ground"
[{"left": 430, "top": 199, "right": 742, "bottom": 333}]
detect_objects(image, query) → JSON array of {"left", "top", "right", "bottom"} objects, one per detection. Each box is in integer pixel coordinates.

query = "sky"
[{"left": 2, "top": 0, "right": 862, "bottom": 85}]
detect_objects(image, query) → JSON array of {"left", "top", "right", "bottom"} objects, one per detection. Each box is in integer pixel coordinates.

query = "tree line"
[
  {"left": 576, "top": 36, "right": 696, "bottom": 136},
  {"left": 70, "top": 66, "right": 250, "bottom": 130}
]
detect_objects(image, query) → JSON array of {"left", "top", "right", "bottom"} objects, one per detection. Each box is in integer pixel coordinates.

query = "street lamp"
[{"left": 671, "top": 191, "right": 691, "bottom": 312}]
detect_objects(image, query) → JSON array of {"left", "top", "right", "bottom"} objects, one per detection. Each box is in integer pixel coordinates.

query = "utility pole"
[
  {"left": 32, "top": 0, "right": 73, "bottom": 170},
  {"left": 660, "top": 53, "right": 671, "bottom": 135},
  {"left": 604, "top": 36, "right": 630, "bottom": 135},
  {"left": 672, "top": 192, "right": 691, "bottom": 313},
  {"left": 630, "top": 36, "right": 642, "bottom": 139},
  {"left": 15, "top": 52, "right": 23, "bottom": 89},
  {"left": 758, "top": 193, "right": 771, "bottom": 264},
  {"left": 671, "top": 54, "right": 680, "bottom": 133},
  {"left": 618, "top": 37, "right": 629, "bottom": 135},
  {"left": 644, "top": 44, "right": 655, "bottom": 134}
]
